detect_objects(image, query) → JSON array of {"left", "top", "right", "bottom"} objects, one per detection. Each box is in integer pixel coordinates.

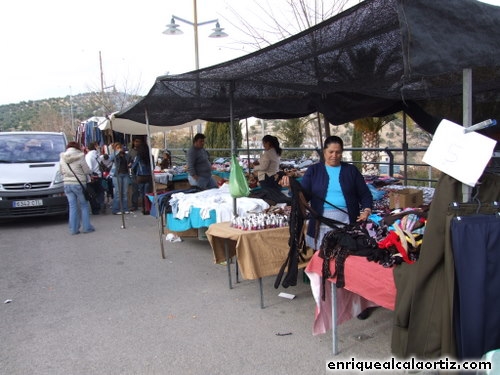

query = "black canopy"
[{"left": 116, "top": 0, "right": 500, "bottom": 134}]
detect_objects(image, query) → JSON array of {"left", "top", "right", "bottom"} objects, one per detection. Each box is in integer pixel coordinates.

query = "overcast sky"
[{"left": 0, "top": 0, "right": 498, "bottom": 106}]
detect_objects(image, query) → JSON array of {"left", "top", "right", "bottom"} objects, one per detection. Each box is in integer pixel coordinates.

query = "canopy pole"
[
  {"left": 403, "top": 112, "right": 408, "bottom": 186},
  {"left": 245, "top": 118, "right": 251, "bottom": 173},
  {"left": 317, "top": 112, "right": 323, "bottom": 150},
  {"left": 462, "top": 68, "right": 472, "bottom": 203},
  {"left": 229, "top": 81, "right": 237, "bottom": 217},
  {"left": 108, "top": 116, "right": 115, "bottom": 145},
  {"left": 145, "top": 108, "right": 166, "bottom": 259}
]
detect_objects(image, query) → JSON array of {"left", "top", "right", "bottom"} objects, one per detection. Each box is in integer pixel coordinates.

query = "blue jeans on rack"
[{"left": 451, "top": 213, "right": 500, "bottom": 359}]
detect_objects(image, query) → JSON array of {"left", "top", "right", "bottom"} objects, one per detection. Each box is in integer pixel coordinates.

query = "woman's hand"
[
  {"left": 356, "top": 208, "right": 372, "bottom": 222},
  {"left": 279, "top": 175, "right": 290, "bottom": 187}
]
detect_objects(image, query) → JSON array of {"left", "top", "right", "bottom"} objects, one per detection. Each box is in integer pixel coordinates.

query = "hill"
[{"left": 0, "top": 92, "right": 139, "bottom": 136}]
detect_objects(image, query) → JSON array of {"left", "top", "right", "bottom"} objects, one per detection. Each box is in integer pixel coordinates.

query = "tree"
[
  {"left": 225, "top": 0, "right": 357, "bottom": 140},
  {"left": 351, "top": 116, "right": 395, "bottom": 175},
  {"left": 204, "top": 121, "right": 243, "bottom": 157},
  {"left": 226, "top": 0, "right": 355, "bottom": 50},
  {"left": 273, "top": 117, "right": 309, "bottom": 159},
  {"left": 351, "top": 124, "right": 363, "bottom": 171}
]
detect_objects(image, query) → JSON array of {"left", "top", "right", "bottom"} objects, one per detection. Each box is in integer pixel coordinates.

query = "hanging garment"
[
  {"left": 451, "top": 208, "right": 500, "bottom": 359},
  {"left": 391, "top": 172, "right": 500, "bottom": 359}
]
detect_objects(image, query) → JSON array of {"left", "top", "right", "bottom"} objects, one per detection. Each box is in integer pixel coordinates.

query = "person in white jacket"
[
  {"left": 59, "top": 141, "right": 95, "bottom": 235},
  {"left": 85, "top": 141, "right": 105, "bottom": 214}
]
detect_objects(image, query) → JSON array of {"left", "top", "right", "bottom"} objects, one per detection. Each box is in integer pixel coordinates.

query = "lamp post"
[
  {"left": 163, "top": 0, "right": 228, "bottom": 133},
  {"left": 163, "top": 0, "right": 228, "bottom": 71}
]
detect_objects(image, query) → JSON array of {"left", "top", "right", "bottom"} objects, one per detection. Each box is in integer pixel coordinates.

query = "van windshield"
[{"left": 0, "top": 134, "right": 66, "bottom": 163}]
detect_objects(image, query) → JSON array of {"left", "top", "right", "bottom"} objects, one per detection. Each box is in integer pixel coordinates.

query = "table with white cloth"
[
  {"left": 305, "top": 251, "right": 396, "bottom": 354},
  {"left": 166, "top": 184, "right": 270, "bottom": 232},
  {"left": 206, "top": 222, "right": 313, "bottom": 308}
]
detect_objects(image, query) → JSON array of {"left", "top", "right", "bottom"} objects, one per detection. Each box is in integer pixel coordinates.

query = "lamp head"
[
  {"left": 163, "top": 17, "right": 183, "bottom": 35},
  {"left": 209, "top": 22, "right": 228, "bottom": 38}
]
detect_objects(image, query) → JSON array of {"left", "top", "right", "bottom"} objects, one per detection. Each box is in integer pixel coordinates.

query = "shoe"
[
  {"left": 142, "top": 211, "right": 150, "bottom": 215},
  {"left": 114, "top": 212, "right": 122, "bottom": 215},
  {"left": 125, "top": 211, "right": 130, "bottom": 214},
  {"left": 82, "top": 228, "right": 95, "bottom": 233},
  {"left": 357, "top": 307, "right": 375, "bottom": 320}
]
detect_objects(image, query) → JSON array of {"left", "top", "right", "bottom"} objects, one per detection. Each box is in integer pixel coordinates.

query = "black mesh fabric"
[{"left": 116, "top": 0, "right": 500, "bottom": 134}]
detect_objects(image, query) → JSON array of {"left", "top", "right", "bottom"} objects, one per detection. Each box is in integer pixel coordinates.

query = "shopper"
[
  {"left": 59, "top": 141, "right": 95, "bottom": 235},
  {"left": 131, "top": 142, "right": 153, "bottom": 215},
  {"left": 110, "top": 142, "right": 132, "bottom": 215},
  {"left": 85, "top": 141, "right": 105, "bottom": 214},
  {"left": 128, "top": 137, "right": 143, "bottom": 211}
]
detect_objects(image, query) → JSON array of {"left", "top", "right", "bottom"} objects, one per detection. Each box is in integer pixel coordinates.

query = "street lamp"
[{"left": 163, "top": 0, "right": 228, "bottom": 71}]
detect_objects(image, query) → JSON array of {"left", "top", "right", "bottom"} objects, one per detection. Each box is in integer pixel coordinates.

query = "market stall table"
[
  {"left": 206, "top": 222, "right": 313, "bottom": 308},
  {"left": 305, "top": 251, "right": 396, "bottom": 354}
]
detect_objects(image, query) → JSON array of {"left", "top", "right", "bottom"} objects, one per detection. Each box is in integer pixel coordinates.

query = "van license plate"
[{"left": 13, "top": 200, "right": 43, "bottom": 207}]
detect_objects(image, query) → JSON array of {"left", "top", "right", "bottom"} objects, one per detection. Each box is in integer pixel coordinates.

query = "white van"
[{"left": 0, "top": 131, "right": 69, "bottom": 219}]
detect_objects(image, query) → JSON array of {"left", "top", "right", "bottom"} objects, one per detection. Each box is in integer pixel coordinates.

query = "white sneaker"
[
  {"left": 125, "top": 211, "right": 130, "bottom": 214},
  {"left": 114, "top": 212, "right": 122, "bottom": 215}
]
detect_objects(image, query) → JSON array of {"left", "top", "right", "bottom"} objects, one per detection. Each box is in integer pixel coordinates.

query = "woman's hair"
[
  {"left": 66, "top": 141, "right": 81, "bottom": 150},
  {"left": 87, "top": 141, "right": 98, "bottom": 151},
  {"left": 323, "top": 136, "right": 344, "bottom": 150},
  {"left": 262, "top": 135, "right": 282, "bottom": 156}
]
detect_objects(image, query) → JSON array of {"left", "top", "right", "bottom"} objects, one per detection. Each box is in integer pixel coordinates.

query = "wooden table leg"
[{"left": 224, "top": 239, "right": 232, "bottom": 289}]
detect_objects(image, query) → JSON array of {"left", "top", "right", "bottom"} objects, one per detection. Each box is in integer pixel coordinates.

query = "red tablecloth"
[{"left": 305, "top": 251, "right": 396, "bottom": 335}]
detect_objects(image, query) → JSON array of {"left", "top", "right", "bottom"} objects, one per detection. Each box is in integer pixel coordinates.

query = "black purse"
[{"left": 66, "top": 163, "right": 96, "bottom": 201}]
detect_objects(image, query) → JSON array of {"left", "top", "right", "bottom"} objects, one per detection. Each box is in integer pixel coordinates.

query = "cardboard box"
[
  {"left": 173, "top": 180, "right": 191, "bottom": 190},
  {"left": 389, "top": 188, "right": 423, "bottom": 209},
  {"left": 164, "top": 227, "right": 198, "bottom": 237}
]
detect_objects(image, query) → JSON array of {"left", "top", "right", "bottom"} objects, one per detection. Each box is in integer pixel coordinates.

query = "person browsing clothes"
[
  {"left": 131, "top": 142, "right": 153, "bottom": 215},
  {"left": 85, "top": 141, "right": 105, "bottom": 215},
  {"left": 110, "top": 142, "right": 132, "bottom": 215},
  {"left": 59, "top": 141, "right": 95, "bottom": 235},
  {"left": 251, "top": 135, "right": 282, "bottom": 189},
  {"left": 128, "top": 137, "right": 143, "bottom": 211},
  {"left": 186, "top": 133, "right": 218, "bottom": 190}
]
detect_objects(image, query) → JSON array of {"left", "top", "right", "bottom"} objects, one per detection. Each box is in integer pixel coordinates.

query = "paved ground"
[{"left": 0, "top": 212, "right": 395, "bottom": 375}]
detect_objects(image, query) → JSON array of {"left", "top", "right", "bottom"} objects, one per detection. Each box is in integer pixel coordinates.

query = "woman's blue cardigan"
[{"left": 300, "top": 161, "right": 373, "bottom": 239}]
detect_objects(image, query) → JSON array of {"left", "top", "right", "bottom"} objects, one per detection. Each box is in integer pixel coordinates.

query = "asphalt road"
[{"left": 0, "top": 213, "right": 394, "bottom": 375}]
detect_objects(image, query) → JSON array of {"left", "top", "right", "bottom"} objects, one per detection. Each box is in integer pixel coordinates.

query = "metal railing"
[{"left": 163, "top": 146, "right": 438, "bottom": 188}]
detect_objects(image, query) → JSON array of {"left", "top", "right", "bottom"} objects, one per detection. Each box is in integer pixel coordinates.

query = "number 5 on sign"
[{"left": 423, "top": 119, "right": 497, "bottom": 187}]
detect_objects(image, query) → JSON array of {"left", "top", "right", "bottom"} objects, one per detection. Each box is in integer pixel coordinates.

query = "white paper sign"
[{"left": 422, "top": 119, "right": 497, "bottom": 187}]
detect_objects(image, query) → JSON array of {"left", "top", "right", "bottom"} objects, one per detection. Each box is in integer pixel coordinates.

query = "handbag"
[
  {"left": 96, "top": 156, "right": 110, "bottom": 173},
  {"left": 229, "top": 154, "right": 250, "bottom": 198},
  {"left": 66, "top": 162, "right": 96, "bottom": 202}
]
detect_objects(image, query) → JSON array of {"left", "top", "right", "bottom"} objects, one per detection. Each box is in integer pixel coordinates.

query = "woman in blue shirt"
[
  {"left": 301, "top": 135, "right": 373, "bottom": 248},
  {"left": 301, "top": 135, "right": 374, "bottom": 319}
]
